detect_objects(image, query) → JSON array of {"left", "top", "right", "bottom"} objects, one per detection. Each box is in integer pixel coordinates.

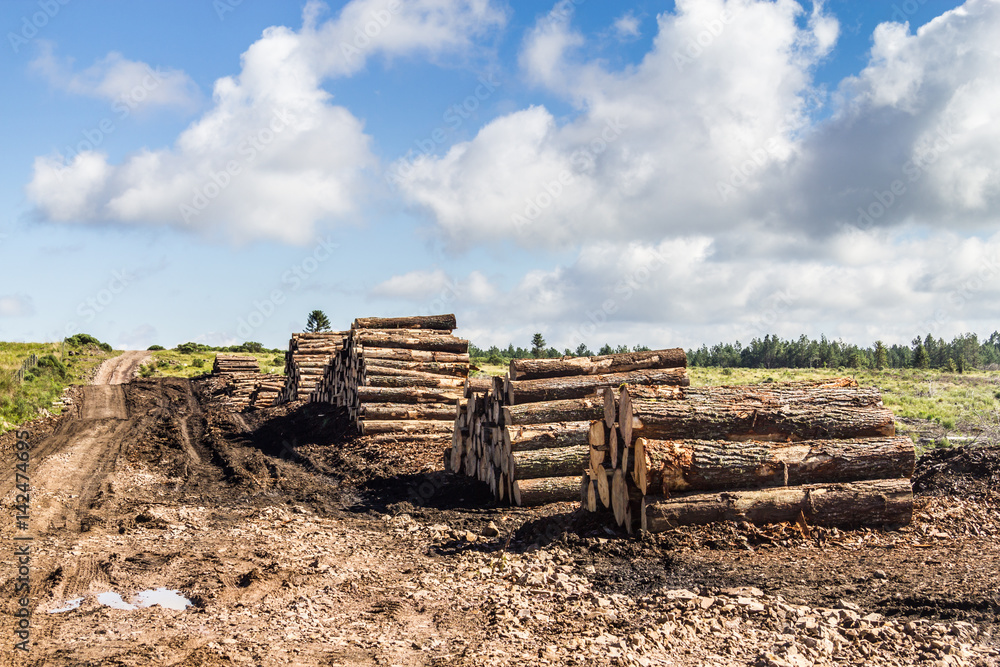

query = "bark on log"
[
  {"left": 465, "top": 376, "right": 493, "bottom": 396},
  {"left": 356, "top": 386, "right": 462, "bottom": 404},
  {"left": 352, "top": 314, "right": 457, "bottom": 330},
  {"left": 513, "top": 476, "right": 582, "bottom": 506},
  {"left": 362, "top": 403, "right": 459, "bottom": 421},
  {"left": 509, "top": 348, "right": 687, "bottom": 380},
  {"left": 502, "top": 397, "right": 606, "bottom": 426},
  {"left": 629, "top": 397, "right": 895, "bottom": 441},
  {"left": 641, "top": 478, "right": 913, "bottom": 531},
  {"left": 366, "top": 375, "right": 466, "bottom": 389},
  {"left": 360, "top": 348, "right": 470, "bottom": 363},
  {"left": 633, "top": 436, "right": 916, "bottom": 495},
  {"left": 503, "top": 421, "right": 592, "bottom": 453},
  {"left": 510, "top": 445, "right": 589, "bottom": 480},
  {"left": 507, "top": 368, "right": 690, "bottom": 405},
  {"left": 363, "top": 360, "right": 469, "bottom": 377},
  {"left": 354, "top": 332, "right": 469, "bottom": 353},
  {"left": 359, "top": 420, "right": 455, "bottom": 436}
]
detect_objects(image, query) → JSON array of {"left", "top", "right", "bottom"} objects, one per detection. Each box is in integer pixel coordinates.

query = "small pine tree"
[
  {"left": 874, "top": 341, "right": 888, "bottom": 370},
  {"left": 305, "top": 310, "right": 332, "bottom": 333},
  {"left": 530, "top": 333, "right": 546, "bottom": 358}
]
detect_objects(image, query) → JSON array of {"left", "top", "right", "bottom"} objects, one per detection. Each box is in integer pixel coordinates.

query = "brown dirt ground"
[{"left": 0, "top": 374, "right": 998, "bottom": 666}]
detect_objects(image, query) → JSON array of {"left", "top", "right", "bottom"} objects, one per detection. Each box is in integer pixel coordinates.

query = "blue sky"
[{"left": 3, "top": 0, "right": 998, "bottom": 352}]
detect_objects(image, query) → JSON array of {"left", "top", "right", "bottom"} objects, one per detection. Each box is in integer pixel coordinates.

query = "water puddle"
[{"left": 49, "top": 588, "right": 191, "bottom": 613}]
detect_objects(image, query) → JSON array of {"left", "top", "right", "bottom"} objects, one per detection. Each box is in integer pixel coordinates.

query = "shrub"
[
  {"left": 271, "top": 355, "right": 284, "bottom": 366},
  {"left": 138, "top": 364, "right": 155, "bottom": 378},
  {"left": 65, "top": 333, "right": 112, "bottom": 352},
  {"left": 147, "top": 344, "right": 165, "bottom": 351},
  {"left": 36, "top": 354, "right": 68, "bottom": 379},
  {"left": 175, "top": 342, "right": 202, "bottom": 355},
  {"left": 192, "top": 358, "right": 206, "bottom": 368}
]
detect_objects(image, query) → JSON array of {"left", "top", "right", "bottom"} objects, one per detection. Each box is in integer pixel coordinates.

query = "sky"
[{"left": 2, "top": 0, "right": 998, "bottom": 352}]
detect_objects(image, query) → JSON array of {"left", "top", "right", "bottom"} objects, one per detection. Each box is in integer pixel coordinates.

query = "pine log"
[
  {"left": 356, "top": 386, "right": 462, "bottom": 404},
  {"left": 366, "top": 375, "right": 466, "bottom": 389},
  {"left": 629, "top": 395, "right": 895, "bottom": 442},
  {"left": 585, "top": 475, "right": 598, "bottom": 512},
  {"left": 619, "top": 387, "right": 634, "bottom": 447},
  {"left": 593, "top": 464, "right": 611, "bottom": 508},
  {"left": 365, "top": 432, "right": 451, "bottom": 444},
  {"left": 510, "top": 445, "right": 589, "bottom": 480},
  {"left": 611, "top": 469, "right": 643, "bottom": 527},
  {"left": 512, "top": 476, "right": 582, "bottom": 506},
  {"left": 359, "top": 420, "right": 455, "bottom": 436},
  {"left": 641, "top": 478, "right": 913, "bottom": 531},
  {"left": 354, "top": 331, "right": 468, "bottom": 353},
  {"left": 352, "top": 314, "right": 457, "bottom": 330},
  {"left": 602, "top": 387, "right": 616, "bottom": 428},
  {"left": 465, "top": 376, "right": 493, "bottom": 396},
  {"left": 682, "top": 384, "right": 885, "bottom": 409},
  {"left": 363, "top": 360, "right": 469, "bottom": 377},
  {"left": 360, "top": 348, "right": 470, "bottom": 363},
  {"left": 588, "top": 421, "right": 607, "bottom": 470},
  {"left": 502, "top": 397, "right": 605, "bottom": 427},
  {"left": 363, "top": 365, "right": 468, "bottom": 380},
  {"left": 362, "top": 403, "right": 459, "bottom": 421},
  {"left": 507, "top": 368, "right": 689, "bottom": 405},
  {"left": 504, "top": 421, "right": 592, "bottom": 454},
  {"left": 634, "top": 436, "right": 915, "bottom": 495},
  {"left": 509, "top": 348, "right": 687, "bottom": 381}
]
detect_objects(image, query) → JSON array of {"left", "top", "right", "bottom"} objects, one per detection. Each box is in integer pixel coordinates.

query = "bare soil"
[{"left": 1, "top": 371, "right": 998, "bottom": 666}]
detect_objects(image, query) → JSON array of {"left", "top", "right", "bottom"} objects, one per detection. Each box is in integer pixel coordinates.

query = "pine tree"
[
  {"left": 874, "top": 340, "right": 888, "bottom": 370},
  {"left": 305, "top": 310, "right": 332, "bottom": 333},
  {"left": 531, "top": 333, "right": 546, "bottom": 358}
]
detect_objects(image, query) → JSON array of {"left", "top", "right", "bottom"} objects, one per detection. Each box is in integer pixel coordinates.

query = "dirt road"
[
  {"left": 90, "top": 351, "right": 149, "bottom": 386},
  {"left": 0, "top": 374, "right": 997, "bottom": 666}
]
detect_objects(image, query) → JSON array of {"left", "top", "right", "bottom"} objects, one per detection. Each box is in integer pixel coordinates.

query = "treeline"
[
  {"left": 471, "top": 335, "right": 650, "bottom": 365},
  {"left": 150, "top": 341, "right": 282, "bottom": 354},
  {"left": 687, "top": 332, "right": 1000, "bottom": 371}
]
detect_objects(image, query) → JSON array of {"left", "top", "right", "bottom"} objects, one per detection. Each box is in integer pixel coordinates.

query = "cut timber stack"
[
  {"left": 250, "top": 374, "right": 285, "bottom": 409},
  {"left": 212, "top": 355, "right": 259, "bottom": 375},
  {"left": 309, "top": 315, "right": 470, "bottom": 469},
  {"left": 276, "top": 331, "right": 348, "bottom": 404},
  {"left": 580, "top": 378, "right": 915, "bottom": 533},
  {"left": 220, "top": 372, "right": 284, "bottom": 411},
  {"left": 449, "top": 349, "right": 689, "bottom": 506}
]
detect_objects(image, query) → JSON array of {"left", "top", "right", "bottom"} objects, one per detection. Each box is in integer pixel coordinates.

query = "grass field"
[{"left": 143, "top": 350, "right": 286, "bottom": 378}]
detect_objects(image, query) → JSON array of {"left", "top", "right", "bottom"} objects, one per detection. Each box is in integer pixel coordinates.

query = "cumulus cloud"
[
  {"left": 613, "top": 12, "right": 642, "bottom": 40},
  {"left": 26, "top": 0, "right": 507, "bottom": 244},
  {"left": 0, "top": 295, "right": 35, "bottom": 318}
]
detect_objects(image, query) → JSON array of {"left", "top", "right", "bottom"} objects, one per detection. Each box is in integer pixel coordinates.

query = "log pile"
[
  {"left": 448, "top": 349, "right": 689, "bottom": 506},
  {"left": 276, "top": 332, "right": 348, "bottom": 404},
  {"left": 216, "top": 372, "right": 285, "bottom": 411},
  {"left": 309, "top": 315, "right": 470, "bottom": 468},
  {"left": 580, "top": 378, "right": 915, "bottom": 533},
  {"left": 212, "top": 355, "right": 259, "bottom": 375},
  {"left": 250, "top": 374, "right": 285, "bottom": 409}
]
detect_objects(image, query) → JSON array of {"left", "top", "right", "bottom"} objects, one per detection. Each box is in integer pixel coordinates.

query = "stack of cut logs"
[
  {"left": 215, "top": 371, "right": 284, "bottom": 411},
  {"left": 309, "top": 315, "right": 470, "bottom": 442},
  {"left": 212, "top": 355, "right": 260, "bottom": 375},
  {"left": 276, "top": 332, "right": 348, "bottom": 404},
  {"left": 581, "top": 378, "right": 915, "bottom": 533},
  {"left": 448, "top": 349, "right": 689, "bottom": 506},
  {"left": 249, "top": 374, "right": 285, "bottom": 409}
]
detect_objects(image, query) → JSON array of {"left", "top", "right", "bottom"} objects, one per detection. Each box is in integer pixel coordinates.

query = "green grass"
[
  {"left": 0, "top": 341, "right": 118, "bottom": 433},
  {"left": 141, "top": 350, "right": 286, "bottom": 378}
]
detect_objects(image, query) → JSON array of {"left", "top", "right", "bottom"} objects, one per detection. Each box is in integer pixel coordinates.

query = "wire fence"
[{"left": 13, "top": 353, "right": 39, "bottom": 383}]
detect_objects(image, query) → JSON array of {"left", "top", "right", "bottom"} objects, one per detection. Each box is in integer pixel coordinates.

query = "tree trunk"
[
  {"left": 465, "top": 376, "right": 493, "bottom": 396},
  {"left": 360, "top": 348, "right": 470, "bottom": 363},
  {"left": 510, "top": 445, "right": 589, "bottom": 480},
  {"left": 362, "top": 403, "right": 459, "bottom": 421},
  {"left": 354, "top": 331, "right": 469, "bottom": 353},
  {"left": 356, "top": 386, "right": 462, "bottom": 404},
  {"left": 509, "top": 348, "right": 687, "bottom": 380},
  {"left": 502, "top": 397, "right": 606, "bottom": 426},
  {"left": 641, "top": 478, "right": 913, "bottom": 531},
  {"left": 629, "top": 397, "right": 895, "bottom": 441},
  {"left": 633, "top": 436, "right": 915, "bottom": 495},
  {"left": 513, "top": 476, "right": 582, "bottom": 506},
  {"left": 363, "top": 360, "right": 469, "bottom": 377},
  {"left": 366, "top": 375, "right": 466, "bottom": 389},
  {"left": 352, "top": 314, "right": 457, "bottom": 330},
  {"left": 507, "top": 368, "right": 690, "bottom": 405},
  {"left": 359, "top": 420, "right": 455, "bottom": 435},
  {"left": 589, "top": 420, "right": 607, "bottom": 470},
  {"left": 503, "top": 421, "right": 592, "bottom": 454}
]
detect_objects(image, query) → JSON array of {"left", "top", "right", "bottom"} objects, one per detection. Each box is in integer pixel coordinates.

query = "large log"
[
  {"left": 352, "top": 314, "right": 457, "bottom": 330},
  {"left": 507, "top": 368, "right": 689, "bottom": 405},
  {"left": 354, "top": 331, "right": 469, "bottom": 353},
  {"left": 641, "top": 478, "right": 913, "bottom": 531},
  {"left": 356, "top": 386, "right": 462, "bottom": 404},
  {"left": 361, "top": 348, "right": 470, "bottom": 363},
  {"left": 502, "top": 397, "right": 605, "bottom": 426},
  {"left": 629, "top": 397, "right": 895, "bottom": 441},
  {"left": 363, "top": 360, "right": 469, "bottom": 377},
  {"left": 366, "top": 375, "right": 466, "bottom": 389},
  {"left": 362, "top": 403, "right": 459, "bottom": 421},
  {"left": 633, "top": 436, "right": 916, "bottom": 495},
  {"left": 512, "top": 476, "right": 582, "bottom": 506},
  {"left": 359, "top": 420, "right": 455, "bottom": 436},
  {"left": 503, "top": 421, "right": 592, "bottom": 453},
  {"left": 510, "top": 445, "right": 589, "bottom": 480},
  {"left": 509, "top": 348, "right": 687, "bottom": 381}
]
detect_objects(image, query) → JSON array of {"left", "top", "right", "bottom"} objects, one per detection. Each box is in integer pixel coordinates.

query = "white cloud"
[
  {"left": 613, "top": 12, "right": 642, "bottom": 40},
  {"left": 26, "top": 0, "right": 507, "bottom": 244},
  {"left": 30, "top": 42, "right": 200, "bottom": 112},
  {"left": 0, "top": 295, "right": 35, "bottom": 318}
]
